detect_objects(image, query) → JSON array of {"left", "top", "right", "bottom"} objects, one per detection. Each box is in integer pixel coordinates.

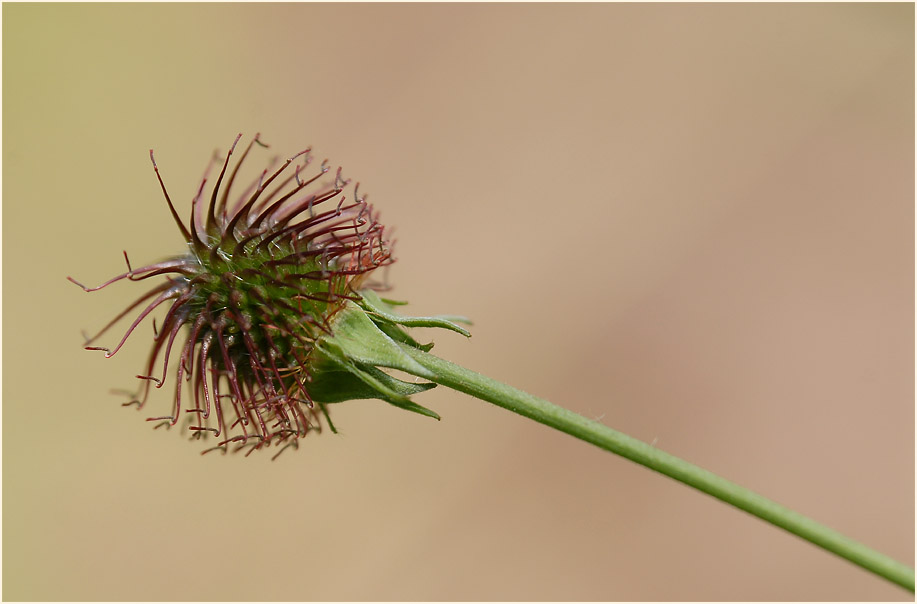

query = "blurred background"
[{"left": 3, "top": 3, "right": 913, "bottom": 601}]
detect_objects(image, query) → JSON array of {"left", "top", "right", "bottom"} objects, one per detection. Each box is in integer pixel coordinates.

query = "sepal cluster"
[{"left": 309, "top": 291, "right": 471, "bottom": 424}]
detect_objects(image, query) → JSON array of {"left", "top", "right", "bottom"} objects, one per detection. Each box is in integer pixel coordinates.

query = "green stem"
[{"left": 402, "top": 345, "right": 915, "bottom": 592}]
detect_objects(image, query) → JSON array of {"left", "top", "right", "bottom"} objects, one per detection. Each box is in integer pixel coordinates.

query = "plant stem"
[{"left": 402, "top": 345, "right": 915, "bottom": 593}]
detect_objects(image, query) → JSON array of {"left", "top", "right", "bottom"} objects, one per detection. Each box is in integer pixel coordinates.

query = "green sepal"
[
  {"left": 375, "top": 319, "right": 435, "bottom": 352},
  {"left": 316, "top": 401, "right": 338, "bottom": 434},
  {"left": 311, "top": 342, "right": 440, "bottom": 419},
  {"left": 359, "top": 290, "right": 472, "bottom": 337},
  {"left": 320, "top": 300, "right": 434, "bottom": 379},
  {"left": 339, "top": 362, "right": 440, "bottom": 420},
  {"left": 306, "top": 293, "right": 473, "bottom": 422},
  {"left": 308, "top": 365, "right": 437, "bottom": 406}
]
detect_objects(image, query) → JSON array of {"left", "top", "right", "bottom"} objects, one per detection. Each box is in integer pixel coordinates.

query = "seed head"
[{"left": 70, "top": 134, "right": 395, "bottom": 456}]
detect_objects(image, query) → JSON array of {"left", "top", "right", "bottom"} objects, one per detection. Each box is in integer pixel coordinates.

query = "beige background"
[{"left": 3, "top": 3, "right": 913, "bottom": 601}]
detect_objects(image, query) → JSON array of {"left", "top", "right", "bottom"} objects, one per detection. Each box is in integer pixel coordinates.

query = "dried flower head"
[{"left": 70, "top": 134, "right": 396, "bottom": 456}]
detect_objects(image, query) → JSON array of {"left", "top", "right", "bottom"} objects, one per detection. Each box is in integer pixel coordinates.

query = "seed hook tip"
[
  {"left": 135, "top": 374, "right": 163, "bottom": 387},
  {"left": 67, "top": 276, "right": 89, "bottom": 291}
]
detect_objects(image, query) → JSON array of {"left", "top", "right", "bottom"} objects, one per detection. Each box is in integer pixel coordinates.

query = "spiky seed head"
[{"left": 70, "top": 134, "right": 394, "bottom": 457}]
